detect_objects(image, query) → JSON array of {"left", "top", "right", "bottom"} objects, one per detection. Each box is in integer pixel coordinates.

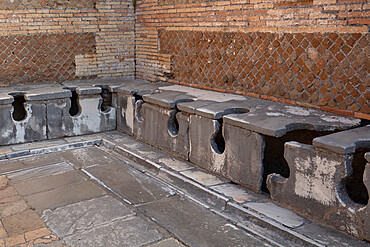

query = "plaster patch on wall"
[{"left": 294, "top": 155, "right": 339, "bottom": 206}]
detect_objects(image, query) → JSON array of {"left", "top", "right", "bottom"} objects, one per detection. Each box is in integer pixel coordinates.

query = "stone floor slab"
[
  {"left": 7, "top": 162, "right": 73, "bottom": 183},
  {"left": 18, "top": 153, "right": 63, "bottom": 168},
  {"left": 148, "top": 238, "right": 185, "bottom": 247},
  {"left": 42, "top": 196, "right": 135, "bottom": 238},
  {"left": 12, "top": 170, "right": 86, "bottom": 196},
  {"left": 0, "top": 200, "right": 28, "bottom": 218},
  {"left": 0, "top": 160, "right": 27, "bottom": 175},
  {"left": 0, "top": 221, "right": 7, "bottom": 239},
  {"left": 25, "top": 181, "right": 106, "bottom": 211},
  {"left": 2, "top": 210, "right": 45, "bottom": 237},
  {"left": 63, "top": 217, "right": 162, "bottom": 247},
  {"left": 58, "top": 146, "right": 119, "bottom": 169},
  {"left": 244, "top": 202, "right": 305, "bottom": 228},
  {"left": 138, "top": 195, "right": 271, "bottom": 247},
  {"left": 86, "top": 163, "right": 175, "bottom": 205}
]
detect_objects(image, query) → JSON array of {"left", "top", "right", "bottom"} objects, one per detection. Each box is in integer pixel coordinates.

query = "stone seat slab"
[
  {"left": 223, "top": 99, "right": 361, "bottom": 137},
  {"left": 61, "top": 82, "right": 102, "bottom": 95},
  {"left": 142, "top": 90, "right": 197, "bottom": 109},
  {"left": 193, "top": 99, "right": 255, "bottom": 119},
  {"left": 24, "top": 87, "right": 72, "bottom": 101},
  {"left": 117, "top": 81, "right": 169, "bottom": 96},
  {"left": 313, "top": 125, "right": 370, "bottom": 154},
  {"left": 159, "top": 84, "right": 246, "bottom": 102},
  {"left": 177, "top": 99, "right": 217, "bottom": 115},
  {"left": 0, "top": 93, "right": 14, "bottom": 105}
]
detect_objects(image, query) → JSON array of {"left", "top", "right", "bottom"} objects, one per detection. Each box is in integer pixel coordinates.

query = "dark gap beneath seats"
[
  {"left": 95, "top": 85, "right": 112, "bottom": 112},
  {"left": 133, "top": 93, "right": 143, "bottom": 103},
  {"left": 9, "top": 92, "right": 27, "bottom": 121},
  {"left": 346, "top": 147, "right": 369, "bottom": 205},
  {"left": 168, "top": 107, "right": 180, "bottom": 137},
  {"left": 211, "top": 119, "right": 225, "bottom": 154},
  {"left": 262, "top": 130, "right": 334, "bottom": 193},
  {"left": 133, "top": 93, "right": 144, "bottom": 122}
]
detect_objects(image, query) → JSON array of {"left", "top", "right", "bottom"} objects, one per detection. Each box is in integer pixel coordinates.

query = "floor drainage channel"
[
  {"left": 0, "top": 135, "right": 365, "bottom": 247},
  {"left": 96, "top": 139, "right": 328, "bottom": 247}
]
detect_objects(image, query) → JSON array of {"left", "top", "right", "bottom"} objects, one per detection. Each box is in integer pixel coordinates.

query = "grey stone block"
[
  {"left": 47, "top": 94, "right": 116, "bottom": 138},
  {"left": 116, "top": 92, "right": 136, "bottom": 135},
  {"left": 75, "top": 86, "right": 101, "bottom": 95},
  {"left": 267, "top": 141, "right": 366, "bottom": 238},
  {"left": 138, "top": 195, "right": 270, "bottom": 247},
  {"left": 116, "top": 82, "right": 168, "bottom": 135},
  {"left": 46, "top": 98, "right": 73, "bottom": 139},
  {"left": 189, "top": 115, "right": 264, "bottom": 191},
  {"left": 0, "top": 100, "right": 47, "bottom": 146},
  {"left": 135, "top": 104, "right": 190, "bottom": 160},
  {"left": 24, "top": 87, "right": 71, "bottom": 101},
  {"left": 313, "top": 125, "right": 370, "bottom": 154}
]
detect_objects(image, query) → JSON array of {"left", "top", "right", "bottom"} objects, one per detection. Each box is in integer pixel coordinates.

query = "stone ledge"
[{"left": 313, "top": 125, "right": 370, "bottom": 154}]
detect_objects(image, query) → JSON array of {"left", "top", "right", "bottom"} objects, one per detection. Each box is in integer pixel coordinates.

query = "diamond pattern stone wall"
[
  {"left": 0, "top": 33, "right": 96, "bottom": 85},
  {"left": 159, "top": 30, "right": 369, "bottom": 114}
]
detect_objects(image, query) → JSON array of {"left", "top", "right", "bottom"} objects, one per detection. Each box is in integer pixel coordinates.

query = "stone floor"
[{"left": 0, "top": 132, "right": 368, "bottom": 247}]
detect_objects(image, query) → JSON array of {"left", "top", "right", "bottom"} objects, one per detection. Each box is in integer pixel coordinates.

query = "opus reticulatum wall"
[
  {"left": 0, "top": 0, "right": 135, "bottom": 86},
  {"left": 135, "top": 0, "right": 369, "bottom": 119}
]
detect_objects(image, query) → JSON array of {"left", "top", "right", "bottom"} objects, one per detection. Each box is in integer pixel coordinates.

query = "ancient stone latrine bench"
[
  {"left": 268, "top": 126, "right": 370, "bottom": 240},
  {"left": 0, "top": 80, "right": 369, "bottom": 240},
  {"left": 0, "top": 83, "right": 116, "bottom": 145}
]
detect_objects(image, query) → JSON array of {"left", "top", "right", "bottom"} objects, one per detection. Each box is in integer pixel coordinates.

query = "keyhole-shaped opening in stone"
[
  {"left": 64, "top": 88, "right": 80, "bottom": 117},
  {"left": 211, "top": 119, "right": 225, "bottom": 154},
  {"left": 168, "top": 109, "right": 179, "bottom": 137},
  {"left": 9, "top": 92, "right": 27, "bottom": 121}
]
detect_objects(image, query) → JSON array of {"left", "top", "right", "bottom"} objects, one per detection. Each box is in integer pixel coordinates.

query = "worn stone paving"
[{"left": 0, "top": 132, "right": 368, "bottom": 247}]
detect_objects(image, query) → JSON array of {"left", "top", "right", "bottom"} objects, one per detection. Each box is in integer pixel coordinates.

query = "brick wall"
[
  {"left": 0, "top": 0, "right": 135, "bottom": 86},
  {"left": 135, "top": 0, "right": 369, "bottom": 119}
]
